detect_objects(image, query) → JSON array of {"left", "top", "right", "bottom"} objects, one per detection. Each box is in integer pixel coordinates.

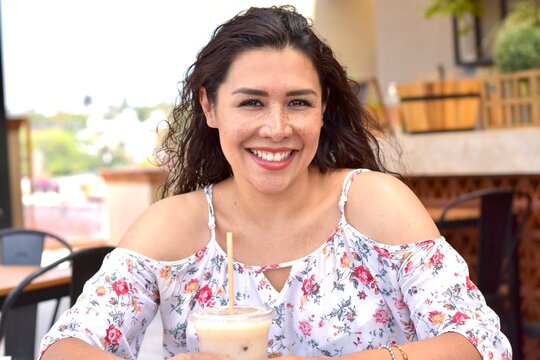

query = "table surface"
[{"left": 0, "top": 265, "right": 71, "bottom": 297}]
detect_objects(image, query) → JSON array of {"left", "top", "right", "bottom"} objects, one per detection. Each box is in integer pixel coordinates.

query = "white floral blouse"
[{"left": 40, "top": 169, "right": 512, "bottom": 359}]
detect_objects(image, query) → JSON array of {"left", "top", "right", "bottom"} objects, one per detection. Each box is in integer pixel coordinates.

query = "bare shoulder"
[
  {"left": 117, "top": 189, "right": 210, "bottom": 261},
  {"left": 346, "top": 171, "right": 440, "bottom": 245}
]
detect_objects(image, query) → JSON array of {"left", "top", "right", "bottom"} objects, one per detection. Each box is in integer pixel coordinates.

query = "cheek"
[
  {"left": 293, "top": 119, "right": 323, "bottom": 140},
  {"left": 219, "top": 123, "right": 249, "bottom": 140}
]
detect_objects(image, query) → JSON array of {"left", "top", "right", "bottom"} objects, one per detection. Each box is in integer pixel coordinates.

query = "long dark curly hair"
[{"left": 158, "top": 5, "right": 392, "bottom": 197}]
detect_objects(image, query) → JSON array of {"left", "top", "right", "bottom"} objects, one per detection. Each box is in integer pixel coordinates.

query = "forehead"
[{"left": 221, "top": 46, "right": 321, "bottom": 92}]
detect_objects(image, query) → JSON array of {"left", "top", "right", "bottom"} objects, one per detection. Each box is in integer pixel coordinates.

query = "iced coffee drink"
[{"left": 190, "top": 305, "right": 273, "bottom": 360}]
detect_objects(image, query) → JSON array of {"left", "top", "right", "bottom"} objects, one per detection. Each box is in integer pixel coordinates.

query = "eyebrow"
[{"left": 231, "top": 87, "right": 318, "bottom": 97}]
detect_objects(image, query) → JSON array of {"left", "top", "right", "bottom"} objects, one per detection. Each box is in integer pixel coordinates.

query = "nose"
[{"left": 260, "top": 107, "right": 293, "bottom": 142}]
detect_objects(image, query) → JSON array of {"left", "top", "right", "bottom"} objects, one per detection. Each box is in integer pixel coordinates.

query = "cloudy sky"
[{"left": 1, "top": 0, "right": 314, "bottom": 115}]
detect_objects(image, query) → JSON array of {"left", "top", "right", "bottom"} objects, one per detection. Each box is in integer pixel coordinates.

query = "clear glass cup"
[{"left": 190, "top": 305, "right": 274, "bottom": 360}]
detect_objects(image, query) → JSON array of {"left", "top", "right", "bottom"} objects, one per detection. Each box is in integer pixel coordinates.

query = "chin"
[{"left": 254, "top": 172, "right": 305, "bottom": 195}]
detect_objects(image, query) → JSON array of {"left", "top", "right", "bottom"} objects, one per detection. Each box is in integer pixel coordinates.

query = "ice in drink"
[{"left": 190, "top": 305, "right": 273, "bottom": 360}]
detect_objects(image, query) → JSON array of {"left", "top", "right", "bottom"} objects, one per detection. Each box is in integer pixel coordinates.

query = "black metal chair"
[
  {"left": 0, "top": 245, "right": 116, "bottom": 358},
  {"left": 437, "top": 188, "right": 532, "bottom": 360},
  {"left": 0, "top": 228, "right": 72, "bottom": 265},
  {"left": 0, "top": 228, "right": 73, "bottom": 359}
]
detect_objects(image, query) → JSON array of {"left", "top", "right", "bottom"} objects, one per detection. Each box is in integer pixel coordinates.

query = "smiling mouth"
[{"left": 248, "top": 149, "right": 294, "bottom": 162}]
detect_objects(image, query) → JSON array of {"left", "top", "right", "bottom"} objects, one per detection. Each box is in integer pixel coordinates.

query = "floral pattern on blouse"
[{"left": 39, "top": 169, "right": 512, "bottom": 359}]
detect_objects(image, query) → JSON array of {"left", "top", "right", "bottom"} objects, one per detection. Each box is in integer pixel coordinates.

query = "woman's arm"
[
  {"left": 39, "top": 192, "right": 208, "bottom": 359},
  {"left": 276, "top": 332, "right": 479, "bottom": 360},
  {"left": 340, "top": 171, "right": 510, "bottom": 359},
  {"left": 42, "top": 339, "right": 230, "bottom": 360},
  {"left": 41, "top": 338, "right": 122, "bottom": 360},
  {"left": 38, "top": 248, "right": 160, "bottom": 359}
]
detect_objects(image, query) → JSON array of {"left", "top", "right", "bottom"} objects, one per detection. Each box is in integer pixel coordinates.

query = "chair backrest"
[
  {"left": 438, "top": 188, "right": 532, "bottom": 360},
  {"left": 438, "top": 188, "right": 530, "bottom": 292},
  {"left": 0, "top": 245, "right": 116, "bottom": 343},
  {"left": 69, "top": 245, "right": 116, "bottom": 306},
  {"left": 0, "top": 228, "right": 72, "bottom": 265}
]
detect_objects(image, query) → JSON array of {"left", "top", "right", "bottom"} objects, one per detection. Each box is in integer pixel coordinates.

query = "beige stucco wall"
[
  {"left": 312, "top": 0, "right": 376, "bottom": 80},
  {"left": 372, "top": 0, "right": 456, "bottom": 96},
  {"left": 311, "top": 0, "right": 459, "bottom": 99},
  {"left": 100, "top": 168, "right": 166, "bottom": 244}
]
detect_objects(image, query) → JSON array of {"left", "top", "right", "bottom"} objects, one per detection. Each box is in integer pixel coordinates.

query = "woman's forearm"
[
  {"left": 41, "top": 338, "right": 123, "bottom": 360},
  {"left": 342, "top": 332, "right": 481, "bottom": 360}
]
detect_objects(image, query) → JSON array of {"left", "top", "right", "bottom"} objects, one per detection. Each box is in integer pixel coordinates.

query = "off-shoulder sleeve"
[
  {"left": 397, "top": 238, "right": 512, "bottom": 359},
  {"left": 39, "top": 248, "right": 160, "bottom": 360}
]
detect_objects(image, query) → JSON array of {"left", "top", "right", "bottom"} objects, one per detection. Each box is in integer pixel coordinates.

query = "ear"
[{"left": 199, "top": 87, "right": 217, "bottom": 128}]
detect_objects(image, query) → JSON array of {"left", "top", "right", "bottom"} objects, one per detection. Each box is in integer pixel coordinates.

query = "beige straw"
[{"left": 226, "top": 232, "right": 235, "bottom": 314}]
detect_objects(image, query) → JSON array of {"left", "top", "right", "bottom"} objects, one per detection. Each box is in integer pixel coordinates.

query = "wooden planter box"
[
  {"left": 481, "top": 69, "right": 540, "bottom": 129},
  {"left": 396, "top": 79, "right": 481, "bottom": 133}
]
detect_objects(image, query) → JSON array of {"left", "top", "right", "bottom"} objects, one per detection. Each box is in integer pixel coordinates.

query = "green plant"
[
  {"left": 498, "top": 0, "right": 540, "bottom": 31},
  {"left": 423, "top": 0, "right": 483, "bottom": 34},
  {"left": 494, "top": 24, "right": 540, "bottom": 72},
  {"left": 423, "top": 0, "right": 483, "bottom": 19},
  {"left": 33, "top": 129, "right": 102, "bottom": 176}
]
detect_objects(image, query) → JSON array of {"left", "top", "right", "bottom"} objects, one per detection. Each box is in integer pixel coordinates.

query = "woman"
[{"left": 40, "top": 6, "right": 511, "bottom": 360}]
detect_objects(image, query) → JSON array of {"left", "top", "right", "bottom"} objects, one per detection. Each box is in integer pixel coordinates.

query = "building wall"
[
  {"left": 372, "top": 0, "right": 456, "bottom": 96},
  {"left": 311, "top": 0, "right": 458, "bottom": 100},
  {"left": 312, "top": 0, "right": 376, "bottom": 80}
]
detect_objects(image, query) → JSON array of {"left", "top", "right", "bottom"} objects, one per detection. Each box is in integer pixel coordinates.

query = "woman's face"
[{"left": 200, "top": 46, "right": 325, "bottom": 193}]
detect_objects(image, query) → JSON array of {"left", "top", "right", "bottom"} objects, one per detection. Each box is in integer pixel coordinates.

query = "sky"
[{"left": 1, "top": 0, "right": 314, "bottom": 115}]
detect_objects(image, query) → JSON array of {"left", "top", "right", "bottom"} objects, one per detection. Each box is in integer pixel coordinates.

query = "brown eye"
[
  {"left": 289, "top": 99, "right": 311, "bottom": 107},
  {"left": 239, "top": 99, "right": 262, "bottom": 107}
]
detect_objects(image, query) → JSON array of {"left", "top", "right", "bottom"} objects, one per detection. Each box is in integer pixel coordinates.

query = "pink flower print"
[
  {"left": 326, "top": 228, "right": 338, "bottom": 242},
  {"left": 392, "top": 297, "right": 406, "bottom": 310},
  {"left": 354, "top": 265, "right": 374, "bottom": 286},
  {"left": 195, "top": 247, "right": 206, "bottom": 260},
  {"left": 429, "top": 249, "right": 444, "bottom": 269},
  {"left": 237, "top": 264, "right": 244, "bottom": 274},
  {"left": 104, "top": 324, "right": 122, "bottom": 345},
  {"left": 112, "top": 279, "right": 129, "bottom": 296},
  {"left": 373, "top": 308, "right": 389, "bottom": 324},
  {"left": 428, "top": 311, "right": 446, "bottom": 325},
  {"left": 261, "top": 264, "right": 279, "bottom": 272},
  {"left": 403, "top": 260, "right": 413, "bottom": 274},
  {"left": 184, "top": 279, "right": 199, "bottom": 294},
  {"left": 451, "top": 311, "right": 470, "bottom": 325},
  {"left": 374, "top": 246, "right": 390, "bottom": 259},
  {"left": 468, "top": 334, "right": 479, "bottom": 347},
  {"left": 196, "top": 285, "right": 213, "bottom": 305},
  {"left": 301, "top": 275, "right": 318, "bottom": 296},
  {"left": 465, "top": 276, "right": 477, "bottom": 290},
  {"left": 418, "top": 239, "right": 435, "bottom": 247},
  {"left": 298, "top": 320, "right": 312, "bottom": 336}
]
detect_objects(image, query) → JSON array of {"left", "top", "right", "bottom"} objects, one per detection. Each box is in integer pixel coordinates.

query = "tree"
[{"left": 32, "top": 129, "right": 101, "bottom": 176}]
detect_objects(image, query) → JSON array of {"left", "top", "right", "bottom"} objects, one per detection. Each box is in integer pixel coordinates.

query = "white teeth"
[{"left": 250, "top": 149, "right": 292, "bottom": 162}]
